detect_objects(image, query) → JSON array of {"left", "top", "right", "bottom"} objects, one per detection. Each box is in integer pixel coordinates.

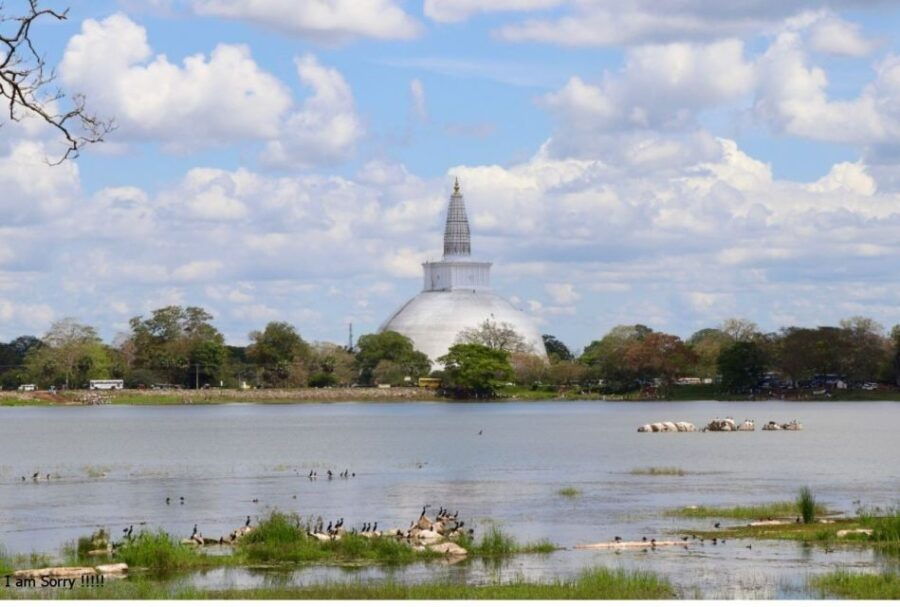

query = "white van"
[
  {"left": 17, "top": 384, "right": 36, "bottom": 392},
  {"left": 89, "top": 379, "right": 124, "bottom": 390}
]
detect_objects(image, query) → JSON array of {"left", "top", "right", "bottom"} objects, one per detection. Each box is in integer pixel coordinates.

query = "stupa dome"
[{"left": 380, "top": 179, "right": 547, "bottom": 366}]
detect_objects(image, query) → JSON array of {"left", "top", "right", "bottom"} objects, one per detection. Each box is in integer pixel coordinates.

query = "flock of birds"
[
  {"left": 176, "top": 505, "right": 472, "bottom": 547},
  {"left": 306, "top": 469, "right": 355, "bottom": 480}
]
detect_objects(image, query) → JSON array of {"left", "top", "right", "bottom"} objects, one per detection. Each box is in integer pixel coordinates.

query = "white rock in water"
[
  {"left": 416, "top": 529, "right": 443, "bottom": 545},
  {"left": 427, "top": 541, "right": 468, "bottom": 556}
]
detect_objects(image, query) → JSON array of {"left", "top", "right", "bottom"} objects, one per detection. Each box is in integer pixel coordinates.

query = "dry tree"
[{"left": 0, "top": 0, "right": 113, "bottom": 163}]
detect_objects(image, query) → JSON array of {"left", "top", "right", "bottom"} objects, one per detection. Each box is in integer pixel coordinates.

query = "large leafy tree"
[
  {"left": 579, "top": 324, "right": 653, "bottom": 391},
  {"left": 355, "top": 331, "right": 430, "bottom": 385},
  {"left": 688, "top": 328, "right": 732, "bottom": 380},
  {"left": 309, "top": 342, "right": 356, "bottom": 387},
  {"left": 0, "top": 335, "right": 41, "bottom": 389},
  {"left": 246, "top": 322, "right": 311, "bottom": 387},
  {"left": 623, "top": 331, "right": 696, "bottom": 394},
  {"left": 126, "top": 306, "right": 226, "bottom": 387},
  {"left": 717, "top": 341, "right": 769, "bottom": 393},
  {"left": 437, "top": 343, "right": 514, "bottom": 398},
  {"left": 25, "top": 319, "right": 111, "bottom": 388}
]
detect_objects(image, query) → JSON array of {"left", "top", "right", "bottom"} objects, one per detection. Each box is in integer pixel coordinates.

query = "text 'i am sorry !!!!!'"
[{"left": 4, "top": 574, "right": 105, "bottom": 589}]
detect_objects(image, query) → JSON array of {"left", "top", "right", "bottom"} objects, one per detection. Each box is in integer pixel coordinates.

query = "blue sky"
[{"left": 3, "top": 0, "right": 900, "bottom": 352}]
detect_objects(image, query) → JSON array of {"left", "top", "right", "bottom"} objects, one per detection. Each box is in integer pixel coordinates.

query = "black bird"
[
  {"left": 21, "top": 476, "right": 25, "bottom": 482},
  {"left": 372, "top": 522, "right": 377, "bottom": 532},
  {"left": 362, "top": 523, "right": 368, "bottom": 532},
  {"left": 712, "top": 538, "right": 718, "bottom": 545},
  {"left": 721, "top": 539, "right": 726, "bottom": 544},
  {"left": 714, "top": 522, "right": 721, "bottom": 529},
  {"left": 614, "top": 536, "right": 622, "bottom": 542},
  {"left": 327, "top": 521, "right": 333, "bottom": 533},
  {"left": 746, "top": 544, "right": 752, "bottom": 550},
  {"left": 32, "top": 472, "right": 39, "bottom": 480},
  {"left": 421, "top": 506, "right": 427, "bottom": 517},
  {"left": 252, "top": 498, "right": 259, "bottom": 503},
  {"left": 327, "top": 470, "right": 333, "bottom": 480},
  {"left": 180, "top": 496, "right": 185, "bottom": 503},
  {"left": 292, "top": 495, "right": 297, "bottom": 499},
  {"left": 642, "top": 536, "right": 647, "bottom": 542},
  {"left": 351, "top": 473, "right": 355, "bottom": 477},
  {"left": 166, "top": 497, "right": 171, "bottom": 504},
  {"left": 192, "top": 524, "right": 198, "bottom": 536},
  {"left": 308, "top": 470, "right": 314, "bottom": 479},
  {"left": 682, "top": 536, "right": 689, "bottom": 542},
  {"left": 453, "top": 511, "right": 458, "bottom": 519},
  {"left": 245, "top": 516, "right": 251, "bottom": 527},
  {"left": 478, "top": 430, "right": 483, "bottom": 435}
]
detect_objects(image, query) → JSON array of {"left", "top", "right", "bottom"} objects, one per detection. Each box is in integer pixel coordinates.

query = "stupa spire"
[{"left": 443, "top": 177, "right": 471, "bottom": 258}]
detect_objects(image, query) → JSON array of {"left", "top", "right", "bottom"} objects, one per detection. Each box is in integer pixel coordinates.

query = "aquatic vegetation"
[
  {"left": 0, "top": 546, "right": 11, "bottom": 575},
  {"left": 813, "top": 570, "right": 900, "bottom": 600},
  {"left": 237, "top": 511, "right": 428, "bottom": 565},
  {"left": 0, "top": 567, "right": 675, "bottom": 600},
  {"left": 666, "top": 500, "right": 826, "bottom": 520},
  {"left": 797, "top": 486, "right": 817, "bottom": 524},
  {"left": 457, "top": 525, "right": 556, "bottom": 556},
  {"left": 557, "top": 486, "right": 582, "bottom": 497},
  {"left": 115, "top": 531, "right": 210, "bottom": 572},
  {"left": 630, "top": 467, "right": 686, "bottom": 476}
]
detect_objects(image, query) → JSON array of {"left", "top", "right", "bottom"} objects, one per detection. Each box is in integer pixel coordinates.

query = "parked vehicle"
[
  {"left": 862, "top": 382, "right": 878, "bottom": 390},
  {"left": 89, "top": 379, "right": 124, "bottom": 390},
  {"left": 17, "top": 384, "right": 36, "bottom": 392}
]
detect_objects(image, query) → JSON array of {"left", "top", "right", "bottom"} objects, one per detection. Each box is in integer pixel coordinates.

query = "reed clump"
[
  {"left": 557, "top": 486, "right": 582, "bottom": 497},
  {"left": 797, "top": 487, "right": 817, "bottom": 524},
  {"left": 667, "top": 500, "right": 826, "bottom": 520},
  {"left": 457, "top": 525, "right": 555, "bottom": 557}
]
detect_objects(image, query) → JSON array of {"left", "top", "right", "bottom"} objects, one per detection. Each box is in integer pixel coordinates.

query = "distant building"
[{"left": 380, "top": 179, "right": 547, "bottom": 366}]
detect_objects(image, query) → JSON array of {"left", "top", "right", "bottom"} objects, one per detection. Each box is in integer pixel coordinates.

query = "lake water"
[{"left": 1, "top": 400, "right": 898, "bottom": 598}]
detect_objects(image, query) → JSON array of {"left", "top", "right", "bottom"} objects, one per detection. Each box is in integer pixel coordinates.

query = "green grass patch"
[
  {"left": 813, "top": 570, "right": 900, "bottom": 599},
  {"left": 666, "top": 500, "right": 827, "bottom": 520},
  {"left": 0, "top": 567, "right": 675, "bottom": 600},
  {"left": 557, "top": 486, "right": 582, "bottom": 497},
  {"left": 456, "top": 525, "right": 556, "bottom": 557},
  {"left": 236, "top": 511, "right": 429, "bottom": 566},
  {"left": 631, "top": 467, "right": 686, "bottom": 476},
  {"left": 115, "top": 531, "right": 213, "bottom": 572}
]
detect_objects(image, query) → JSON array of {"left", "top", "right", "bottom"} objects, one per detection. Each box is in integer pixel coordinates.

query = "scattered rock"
[{"left": 427, "top": 541, "right": 468, "bottom": 556}]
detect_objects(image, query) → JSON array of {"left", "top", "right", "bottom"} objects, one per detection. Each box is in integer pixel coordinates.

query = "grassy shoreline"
[{"left": 6, "top": 384, "right": 900, "bottom": 406}]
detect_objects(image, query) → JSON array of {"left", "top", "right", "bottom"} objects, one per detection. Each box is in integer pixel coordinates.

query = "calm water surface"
[{"left": 1, "top": 400, "right": 898, "bottom": 598}]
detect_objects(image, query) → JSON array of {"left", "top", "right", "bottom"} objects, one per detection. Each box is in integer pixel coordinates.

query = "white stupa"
[{"left": 379, "top": 179, "right": 547, "bottom": 365}]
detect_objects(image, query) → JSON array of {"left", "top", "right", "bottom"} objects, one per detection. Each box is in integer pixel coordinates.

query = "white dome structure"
[{"left": 380, "top": 179, "right": 547, "bottom": 366}]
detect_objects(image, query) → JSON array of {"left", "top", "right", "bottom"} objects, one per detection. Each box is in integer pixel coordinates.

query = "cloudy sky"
[{"left": 3, "top": 0, "right": 900, "bottom": 351}]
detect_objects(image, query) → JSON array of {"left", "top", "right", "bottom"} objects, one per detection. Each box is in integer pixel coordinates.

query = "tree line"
[{"left": 2, "top": 306, "right": 899, "bottom": 397}]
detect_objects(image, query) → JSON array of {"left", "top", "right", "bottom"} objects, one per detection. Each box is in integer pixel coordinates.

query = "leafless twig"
[{"left": 0, "top": 0, "right": 113, "bottom": 163}]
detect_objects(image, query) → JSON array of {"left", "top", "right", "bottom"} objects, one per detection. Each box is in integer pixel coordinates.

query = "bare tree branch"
[{"left": 0, "top": 0, "right": 114, "bottom": 164}]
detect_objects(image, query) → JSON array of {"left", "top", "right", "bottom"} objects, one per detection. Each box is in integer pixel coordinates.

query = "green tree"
[
  {"left": 0, "top": 335, "right": 42, "bottom": 389},
  {"left": 126, "top": 306, "right": 225, "bottom": 387},
  {"left": 310, "top": 342, "right": 356, "bottom": 386},
  {"left": 542, "top": 334, "right": 573, "bottom": 361},
  {"left": 688, "top": 328, "right": 732, "bottom": 380},
  {"left": 25, "top": 319, "right": 111, "bottom": 388},
  {"left": 717, "top": 341, "right": 768, "bottom": 393},
  {"left": 246, "top": 322, "right": 311, "bottom": 387},
  {"left": 437, "top": 343, "right": 514, "bottom": 398},
  {"left": 355, "top": 331, "right": 430, "bottom": 385},
  {"left": 580, "top": 324, "right": 653, "bottom": 392}
]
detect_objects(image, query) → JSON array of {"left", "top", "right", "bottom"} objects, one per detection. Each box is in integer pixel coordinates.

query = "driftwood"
[{"left": 13, "top": 563, "right": 127, "bottom": 579}]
